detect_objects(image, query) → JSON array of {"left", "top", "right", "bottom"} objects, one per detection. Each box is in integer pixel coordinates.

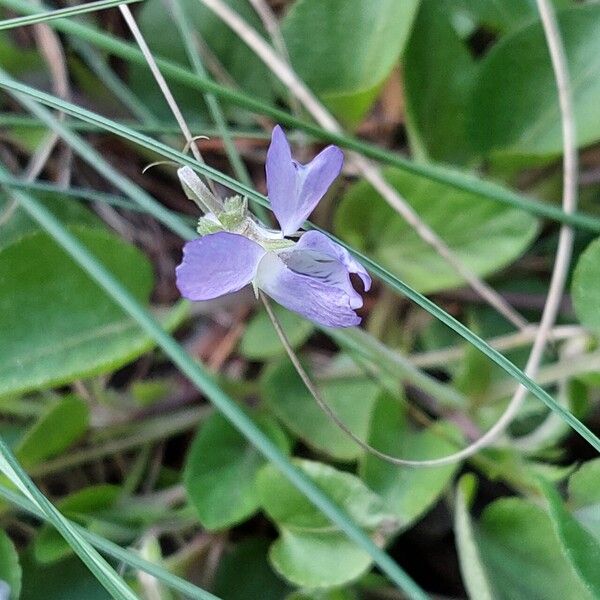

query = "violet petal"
[
  {"left": 266, "top": 125, "right": 297, "bottom": 235},
  {"left": 176, "top": 232, "right": 266, "bottom": 301},
  {"left": 296, "top": 230, "right": 372, "bottom": 291},
  {"left": 256, "top": 251, "right": 361, "bottom": 328},
  {"left": 266, "top": 125, "right": 343, "bottom": 236}
]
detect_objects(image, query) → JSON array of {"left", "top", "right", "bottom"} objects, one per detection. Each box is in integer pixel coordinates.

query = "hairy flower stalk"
[{"left": 176, "top": 125, "right": 371, "bottom": 327}]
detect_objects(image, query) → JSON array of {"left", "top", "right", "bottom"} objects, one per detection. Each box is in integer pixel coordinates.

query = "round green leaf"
[
  {"left": 0, "top": 529, "right": 21, "bottom": 600},
  {"left": 0, "top": 227, "right": 154, "bottom": 398},
  {"left": 572, "top": 237, "right": 600, "bottom": 333},
  {"left": 261, "top": 360, "right": 381, "bottom": 461},
  {"left": 269, "top": 529, "right": 373, "bottom": 590},
  {"left": 184, "top": 412, "right": 289, "bottom": 531},
  {"left": 476, "top": 498, "right": 594, "bottom": 600},
  {"left": 15, "top": 394, "right": 89, "bottom": 468},
  {"left": 257, "top": 459, "right": 398, "bottom": 588},
  {"left": 539, "top": 479, "right": 600, "bottom": 597},
  {"left": 469, "top": 4, "right": 600, "bottom": 158},
  {"left": 360, "top": 395, "right": 460, "bottom": 528},
  {"left": 335, "top": 168, "right": 538, "bottom": 294},
  {"left": 282, "top": 0, "right": 419, "bottom": 125},
  {"left": 239, "top": 305, "right": 313, "bottom": 361}
]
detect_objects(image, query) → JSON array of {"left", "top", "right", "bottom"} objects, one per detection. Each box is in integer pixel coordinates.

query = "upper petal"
[
  {"left": 266, "top": 125, "right": 297, "bottom": 235},
  {"left": 176, "top": 232, "right": 266, "bottom": 301},
  {"left": 293, "top": 145, "right": 343, "bottom": 233},
  {"left": 256, "top": 252, "right": 361, "bottom": 328},
  {"left": 296, "top": 230, "right": 371, "bottom": 291},
  {"left": 266, "top": 125, "right": 344, "bottom": 236}
]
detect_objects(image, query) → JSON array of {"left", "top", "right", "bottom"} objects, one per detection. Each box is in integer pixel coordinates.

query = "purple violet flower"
[{"left": 175, "top": 125, "right": 371, "bottom": 328}]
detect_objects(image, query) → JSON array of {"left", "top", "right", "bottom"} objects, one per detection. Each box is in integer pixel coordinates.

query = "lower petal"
[
  {"left": 296, "top": 230, "right": 371, "bottom": 291},
  {"left": 176, "top": 232, "right": 266, "bottom": 301},
  {"left": 256, "top": 252, "right": 361, "bottom": 328}
]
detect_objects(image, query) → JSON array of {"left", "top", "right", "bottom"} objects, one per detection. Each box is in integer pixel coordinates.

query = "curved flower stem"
[
  {"left": 424, "top": 0, "right": 579, "bottom": 462},
  {"left": 200, "top": 0, "right": 528, "bottom": 331},
  {"left": 261, "top": 292, "right": 463, "bottom": 467}
]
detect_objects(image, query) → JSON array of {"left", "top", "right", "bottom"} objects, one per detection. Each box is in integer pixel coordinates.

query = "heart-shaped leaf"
[
  {"left": 257, "top": 459, "right": 398, "bottom": 588},
  {"left": 335, "top": 168, "right": 538, "bottom": 293},
  {"left": 282, "top": 0, "right": 419, "bottom": 125},
  {"left": 360, "top": 394, "right": 460, "bottom": 528},
  {"left": 0, "top": 227, "right": 155, "bottom": 398},
  {"left": 184, "top": 411, "right": 289, "bottom": 530},
  {"left": 261, "top": 360, "right": 381, "bottom": 461}
]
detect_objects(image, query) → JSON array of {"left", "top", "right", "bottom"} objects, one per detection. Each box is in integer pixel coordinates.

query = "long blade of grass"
[
  {"left": 2, "top": 76, "right": 599, "bottom": 454},
  {"left": 0, "top": 0, "right": 590, "bottom": 230},
  {"left": 0, "top": 174, "right": 163, "bottom": 213},
  {"left": 10, "top": 184, "right": 429, "bottom": 600},
  {"left": 0, "top": 114, "right": 270, "bottom": 138},
  {"left": 0, "top": 483, "right": 220, "bottom": 600},
  {"left": 0, "top": 436, "right": 138, "bottom": 599},
  {"left": 0, "top": 0, "right": 140, "bottom": 30}
]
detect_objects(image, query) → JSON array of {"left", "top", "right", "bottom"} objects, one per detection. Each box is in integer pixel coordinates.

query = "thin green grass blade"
[
  {"left": 0, "top": 436, "right": 138, "bottom": 599},
  {"left": 8, "top": 185, "right": 428, "bottom": 600},
  {"left": 0, "top": 483, "right": 220, "bottom": 600},
  {"left": 0, "top": 174, "right": 176, "bottom": 214},
  {"left": 2, "top": 76, "right": 599, "bottom": 454},
  {"left": 1, "top": 0, "right": 596, "bottom": 232},
  {"left": 0, "top": 114, "right": 269, "bottom": 138},
  {"left": 0, "top": 0, "right": 141, "bottom": 30}
]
